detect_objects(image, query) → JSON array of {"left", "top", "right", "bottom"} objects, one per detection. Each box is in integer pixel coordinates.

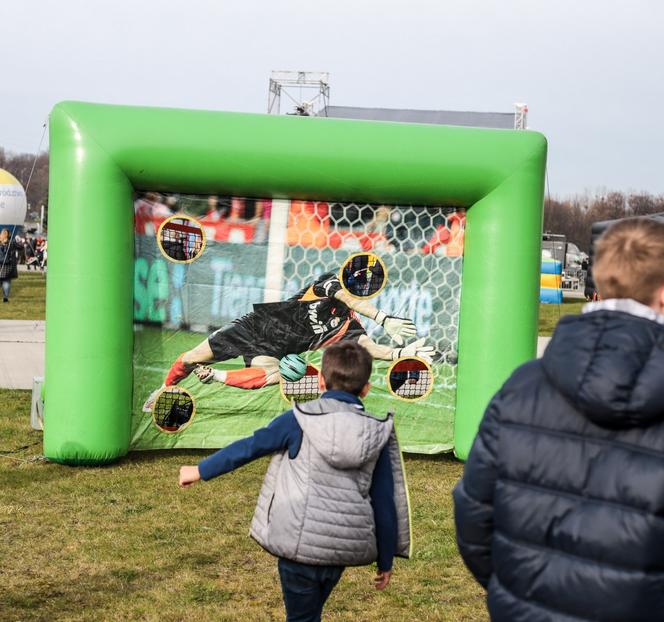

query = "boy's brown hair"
[
  {"left": 321, "top": 341, "right": 372, "bottom": 395},
  {"left": 594, "top": 218, "right": 664, "bottom": 305}
]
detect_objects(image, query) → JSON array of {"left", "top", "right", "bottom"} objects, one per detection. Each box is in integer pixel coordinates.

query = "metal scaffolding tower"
[
  {"left": 268, "top": 71, "right": 330, "bottom": 116},
  {"left": 514, "top": 103, "right": 528, "bottom": 130}
]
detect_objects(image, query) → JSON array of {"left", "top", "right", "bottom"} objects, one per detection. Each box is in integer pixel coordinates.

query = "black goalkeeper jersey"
[{"left": 251, "top": 272, "right": 366, "bottom": 353}]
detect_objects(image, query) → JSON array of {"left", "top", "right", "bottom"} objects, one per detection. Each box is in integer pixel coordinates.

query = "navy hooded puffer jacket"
[{"left": 453, "top": 306, "right": 664, "bottom": 622}]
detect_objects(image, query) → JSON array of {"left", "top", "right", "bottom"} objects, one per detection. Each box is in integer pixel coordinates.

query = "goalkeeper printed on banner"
[{"left": 143, "top": 270, "right": 434, "bottom": 411}]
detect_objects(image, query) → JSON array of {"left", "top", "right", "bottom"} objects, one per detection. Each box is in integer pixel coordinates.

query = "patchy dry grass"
[
  {"left": 0, "top": 271, "right": 46, "bottom": 320},
  {"left": 1, "top": 390, "right": 485, "bottom": 622},
  {"left": 0, "top": 277, "right": 583, "bottom": 618}
]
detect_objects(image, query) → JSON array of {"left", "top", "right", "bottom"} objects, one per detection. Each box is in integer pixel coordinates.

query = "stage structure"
[
  {"left": 45, "top": 101, "right": 546, "bottom": 465},
  {"left": 268, "top": 71, "right": 330, "bottom": 116},
  {"left": 321, "top": 103, "right": 528, "bottom": 130}
]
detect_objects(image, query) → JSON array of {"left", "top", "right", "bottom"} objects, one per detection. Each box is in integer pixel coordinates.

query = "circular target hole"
[
  {"left": 340, "top": 253, "right": 387, "bottom": 298},
  {"left": 158, "top": 215, "right": 206, "bottom": 263},
  {"left": 152, "top": 386, "right": 196, "bottom": 433},
  {"left": 387, "top": 358, "right": 433, "bottom": 401},
  {"left": 280, "top": 361, "right": 321, "bottom": 404}
]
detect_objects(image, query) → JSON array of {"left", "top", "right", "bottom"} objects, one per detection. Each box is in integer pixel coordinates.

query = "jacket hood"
[
  {"left": 293, "top": 398, "right": 392, "bottom": 469},
  {"left": 542, "top": 303, "right": 664, "bottom": 428}
]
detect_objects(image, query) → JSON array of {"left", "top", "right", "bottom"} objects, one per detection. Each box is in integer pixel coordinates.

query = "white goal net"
[{"left": 280, "top": 201, "right": 465, "bottom": 388}]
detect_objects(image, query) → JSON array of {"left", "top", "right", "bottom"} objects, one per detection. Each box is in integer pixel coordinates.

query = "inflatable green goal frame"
[{"left": 45, "top": 101, "right": 546, "bottom": 465}]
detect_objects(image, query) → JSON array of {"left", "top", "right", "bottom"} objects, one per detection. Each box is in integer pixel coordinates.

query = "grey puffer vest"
[{"left": 250, "top": 398, "right": 411, "bottom": 566}]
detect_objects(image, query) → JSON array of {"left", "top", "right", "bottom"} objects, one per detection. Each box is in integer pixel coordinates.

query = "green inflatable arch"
[{"left": 45, "top": 101, "right": 546, "bottom": 465}]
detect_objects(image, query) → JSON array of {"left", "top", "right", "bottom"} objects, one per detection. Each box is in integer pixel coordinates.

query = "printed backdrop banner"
[{"left": 132, "top": 195, "right": 464, "bottom": 454}]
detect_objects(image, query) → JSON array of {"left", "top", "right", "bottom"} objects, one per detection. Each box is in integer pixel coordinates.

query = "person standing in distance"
[{"left": 0, "top": 229, "right": 19, "bottom": 303}]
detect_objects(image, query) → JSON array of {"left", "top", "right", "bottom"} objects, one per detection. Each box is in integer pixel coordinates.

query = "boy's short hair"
[
  {"left": 594, "top": 218, "right": 664, "bottom": 304},
  {"left": 321, "top": 341, "right": 372, "bottom": 395}
]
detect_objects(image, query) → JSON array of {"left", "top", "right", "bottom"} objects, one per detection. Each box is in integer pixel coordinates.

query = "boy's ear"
[
  {"left": 318, "top": 373, "right": 327, "bottom": 392},
  {"left": 656, "top": 285, "right": 664, "bottom": 313},
  {"left": 359, "top": 382, "right": 371, "bottom": 398}
]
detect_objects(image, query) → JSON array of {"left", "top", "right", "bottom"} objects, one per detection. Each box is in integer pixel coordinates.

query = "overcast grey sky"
[{"left": 2, "top": 0, "right": 663, "bottom": 196}]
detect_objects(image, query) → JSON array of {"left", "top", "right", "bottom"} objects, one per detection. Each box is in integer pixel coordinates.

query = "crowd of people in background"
[
  {"left": 134, "top": 191, "right": 466, "bottom": 256},
  {"left": 134, "top": 192, "right": 272, "bottom": 244},
  {"left": 13, "top": 233, "right": 47, "bottom": 271}
]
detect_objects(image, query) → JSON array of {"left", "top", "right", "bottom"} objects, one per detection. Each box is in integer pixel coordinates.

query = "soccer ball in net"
[{"left": 279, "top": 354, "right": 307, "bottom": 382}]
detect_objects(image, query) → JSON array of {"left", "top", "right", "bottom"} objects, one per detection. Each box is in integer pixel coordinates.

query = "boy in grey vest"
[{"left": 179, "top": 341, "right": 411, "bottom": 621}]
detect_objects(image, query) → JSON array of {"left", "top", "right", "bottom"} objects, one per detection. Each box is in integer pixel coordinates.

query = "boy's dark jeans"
[{"left": 277, "top": 558, "right": 345, "bottom": 622}]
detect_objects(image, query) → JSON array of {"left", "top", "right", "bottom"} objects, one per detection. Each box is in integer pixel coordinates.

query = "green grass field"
[
  {"left": 0, "top": 271, "right": 46, "bottom": 320},
  {"left": 538, "top": 299, "right": 585, "bottom": 336},
  {"left": 1, "top": 276, "right": 587, "bottom": 619},
  {"left": 1, "top": 389, "right": 485, "bottom": 622}
]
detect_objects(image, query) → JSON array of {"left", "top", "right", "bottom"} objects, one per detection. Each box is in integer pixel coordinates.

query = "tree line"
[
  {"left": 544, "top": 192, "right": 664, "bottom": 252},
  {"left": 1, "top": 147, "right": 663, "bottom": 251}
]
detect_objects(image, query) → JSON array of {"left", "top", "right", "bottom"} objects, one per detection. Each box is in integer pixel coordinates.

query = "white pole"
[
  {"left": 40, "top": 205, "right": 44, "bottom": 234},
  {"left": 263, "top": 199, "right": 290, "bottom": 302}
]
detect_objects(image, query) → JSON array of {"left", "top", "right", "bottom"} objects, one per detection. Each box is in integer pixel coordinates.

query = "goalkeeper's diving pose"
[{"left": 142, "top": 271, "right": 434, "bottom": 411}]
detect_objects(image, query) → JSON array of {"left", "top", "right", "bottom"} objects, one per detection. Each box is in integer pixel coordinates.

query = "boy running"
[{"left": 179, "top": 341, "right": 411, "bottom": 621}]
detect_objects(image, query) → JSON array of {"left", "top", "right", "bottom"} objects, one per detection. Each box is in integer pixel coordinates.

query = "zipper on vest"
[{"left": 267, "top": 494, "right": 275, "bottom": 523}]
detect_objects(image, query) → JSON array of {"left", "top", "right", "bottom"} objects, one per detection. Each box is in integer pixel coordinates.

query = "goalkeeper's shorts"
[{"left": 208, "top": 313, "right": 287, "bottom": 366}]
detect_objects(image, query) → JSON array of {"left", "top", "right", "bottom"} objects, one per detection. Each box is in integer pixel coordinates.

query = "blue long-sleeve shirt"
[{"left": 198, "top": 390, "right": 398, "bottom": 571}]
